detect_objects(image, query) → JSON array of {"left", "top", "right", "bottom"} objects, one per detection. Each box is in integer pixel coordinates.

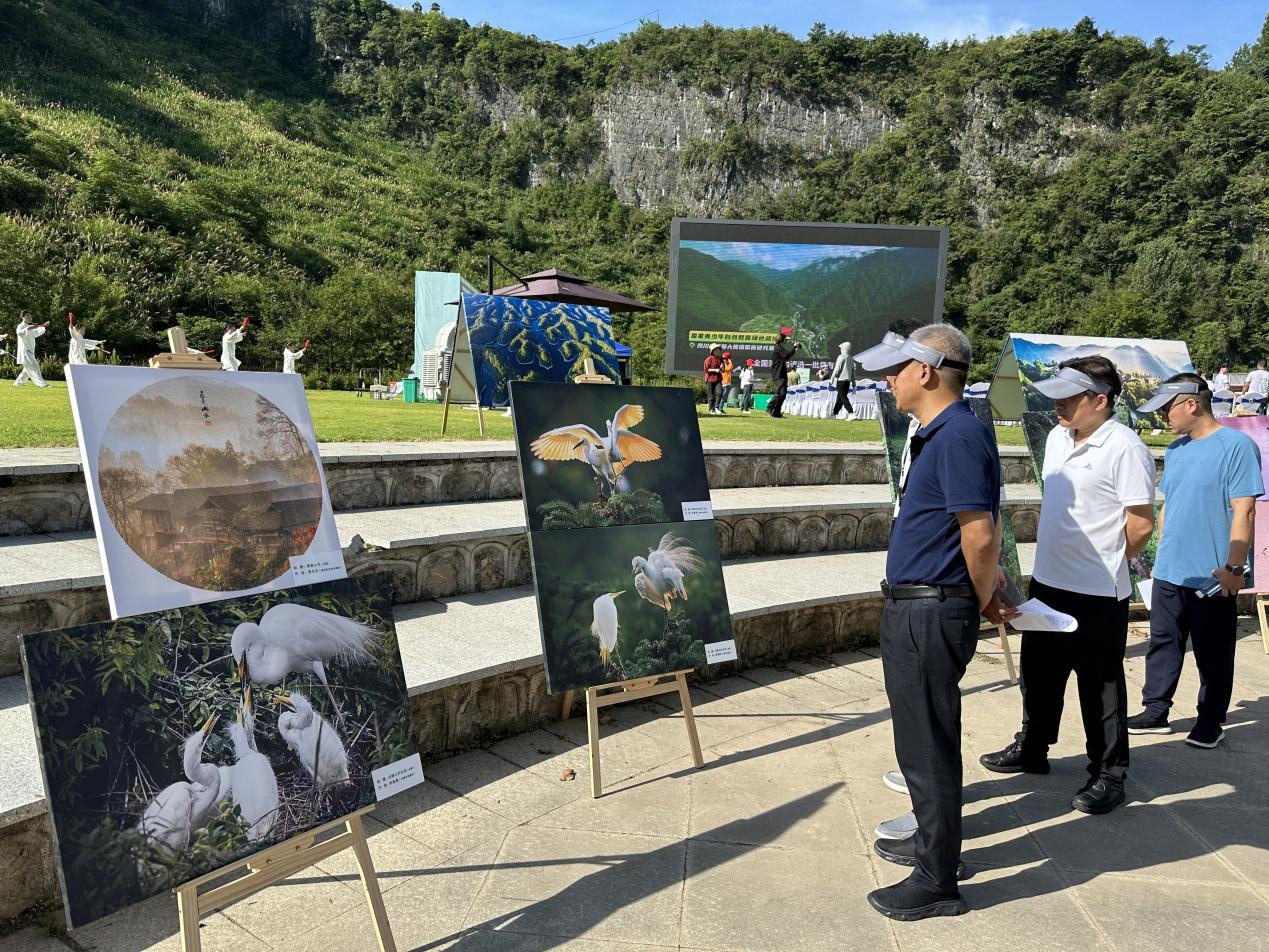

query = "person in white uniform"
[
  {"left": 1245, "top": 360, "right": 1269, "bottom": 413},
  {"left": 220, "top": 317, "right": 249, "bottom": 372},
  {"left": 980, "top": 357, "right": 1156, "bottom": 816},
  {"left": 66, "top": 311, "right": 109, "bottom": 365},
  {"left": 282, "top": 339, "right": 310, "bottom": 374},
  {"left": 13, "top": 311, "right": 51, "bottom": 387}
]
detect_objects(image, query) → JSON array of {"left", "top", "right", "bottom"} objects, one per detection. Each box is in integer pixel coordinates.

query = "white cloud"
[{"left": 889, "top": 1, "right": 1029, "bottom": 43}]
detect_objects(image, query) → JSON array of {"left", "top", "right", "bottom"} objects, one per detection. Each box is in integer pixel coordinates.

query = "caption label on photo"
[
  {"left": 705, "top": 640, "right": 738, "bottom": 664},
  {"left": 681, "top": 500, "right": 714, "bottom": 521},
  {"left": 289, "top": 550, "right": 347, "bottom": 585},
  {"left": 373, "top": 753, "right": 425, "bottom": 800}
]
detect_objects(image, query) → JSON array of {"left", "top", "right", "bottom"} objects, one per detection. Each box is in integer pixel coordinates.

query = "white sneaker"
[
  {"left": 874, "top": 810, "right": 917, "bottom": 840},
  {"left": 882, "top": 770, "right": 908, "bottom": 795}
]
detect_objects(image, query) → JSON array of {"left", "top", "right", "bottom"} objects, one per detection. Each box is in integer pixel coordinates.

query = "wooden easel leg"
[
  {"left": 586, "top": 687, "right": 603, "bottom": 799},
  {"left": 998, "top": 623, "right": 1018, "bottom": 684},
  {"left": 441, "top": 388, "right": 451, "bottom": 436},
  {"left": 476, "top": 401, "right": 485, "bottom": 437},
  {"left": 1258, "top": 594, "right": 1269, "bottom": 655},
  {"left": 347, "top": 813, "right": 397, "bottom": 952},
  {"left": 676, "top": 672, "right": 705, "bottom": 768},
  {"left": 560, "top": 690, "right": 575, "bottom": 720},
  {"left": 176, "top": 884, "right": 202, "bottom": 952}
]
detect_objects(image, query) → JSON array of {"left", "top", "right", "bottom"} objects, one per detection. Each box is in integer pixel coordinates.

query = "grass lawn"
[{"left": 0, "top": 381, "right": 1177, "bottom": 450}]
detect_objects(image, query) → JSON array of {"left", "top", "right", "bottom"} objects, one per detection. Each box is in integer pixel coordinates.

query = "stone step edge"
[
  {"left": 0, "top": 440, "right": 1044, "bottom": 478},
  {"left": 0, "top": 543, "right": 1040, "bottom": 830}
]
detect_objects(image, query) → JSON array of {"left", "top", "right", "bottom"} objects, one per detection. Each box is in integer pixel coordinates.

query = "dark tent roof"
[{"left": 489, "top": 269, "right": 653, "bottom": 313}]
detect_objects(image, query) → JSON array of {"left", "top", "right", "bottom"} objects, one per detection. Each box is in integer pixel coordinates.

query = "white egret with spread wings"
[
  {"left": 529, "top": 404, "right": 661, "bottom": 492},
  {"left": 231, "top": 603, "right": 381, "bottom": 712},
  {"left": 631, "top": 532, "right": 703, "bottom": 611}
]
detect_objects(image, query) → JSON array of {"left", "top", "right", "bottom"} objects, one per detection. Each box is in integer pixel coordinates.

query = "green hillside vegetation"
[
  {"left": 676, "top": 247, "right": 796, "bottom": 326},
  {"left": 1, "top": 1, "right": 1268, "bottom": 385}
]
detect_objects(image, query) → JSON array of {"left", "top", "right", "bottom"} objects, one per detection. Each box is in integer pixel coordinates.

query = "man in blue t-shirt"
[
  {"left": 1127, "top": 373, "right": 1263, "bottom": 747},
  {"left": 853, "top": 325, "right": 1011, "bottom": 922}
]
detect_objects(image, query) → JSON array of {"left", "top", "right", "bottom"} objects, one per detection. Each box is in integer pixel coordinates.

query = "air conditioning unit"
[{"left": 419, "top": 324, "right": 458, "bottom": 400}]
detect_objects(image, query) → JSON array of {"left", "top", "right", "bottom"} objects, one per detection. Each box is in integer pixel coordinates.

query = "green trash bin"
[{"left": 402, "top": 378, "right": 419, "bottom": 403}]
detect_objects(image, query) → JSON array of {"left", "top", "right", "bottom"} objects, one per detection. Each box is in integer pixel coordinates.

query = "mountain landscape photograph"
[{"left": 672, "top": 240, "right": 940, "bottom": 371}]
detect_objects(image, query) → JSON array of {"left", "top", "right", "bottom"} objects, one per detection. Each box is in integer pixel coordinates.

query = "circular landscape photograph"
[{"left": 96, "top": 376, "right": 324, "bottom": 591}]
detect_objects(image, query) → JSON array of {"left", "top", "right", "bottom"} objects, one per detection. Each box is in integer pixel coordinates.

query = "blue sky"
[
  {"left": 683, "top": 240, "right": 889, "bottom": 270},
  {"left": 403, "top": 1, "right": 1267, "bottom": 67}
]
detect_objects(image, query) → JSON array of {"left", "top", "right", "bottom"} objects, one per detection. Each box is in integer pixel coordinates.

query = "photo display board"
[
  {"left": 21, "top": 574, "right": 418, "bottom": 929},
  {"left": 665, "top": 217, "right": 947, "bottom": 377},
  {"left": 510, "top": 382, "right": 737, "bottom": 692},
  {"left": 989, "top": 334, "right": 1194, "bottom": 428},
  {"left": 462, "top": 293, "right": 619, "bottom": 408},
  {"left": 66, "top": 365, "right": 345, "bottom": 618}
]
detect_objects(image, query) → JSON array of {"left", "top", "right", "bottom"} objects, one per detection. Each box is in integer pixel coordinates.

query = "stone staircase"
[{"left": 0, "top": 439, "right": 1044, "bottom": 921}]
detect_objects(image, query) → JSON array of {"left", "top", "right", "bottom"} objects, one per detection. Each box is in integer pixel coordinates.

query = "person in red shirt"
[{"left": 703, "top": 343, "right": 725, "bottom": 415}]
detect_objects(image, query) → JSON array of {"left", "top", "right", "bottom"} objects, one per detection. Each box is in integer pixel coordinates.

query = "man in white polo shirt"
[{"left": 980, "top": 356, "right": 1156, "bottom": 815}]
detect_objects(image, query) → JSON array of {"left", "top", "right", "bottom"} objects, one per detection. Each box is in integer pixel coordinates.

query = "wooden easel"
[
  {"left": 149, "top": 327, "right": 221, "bottom": 370},
  {"left": 1258, "top": 593, "right": 1269, "bottom": 654},
  {"left": 574, "top": 356, "right": 614, "bottom": 385},
  {"left": 560, "top": 670, "right": 704, "bottom": 798},
  {"left": 981, "top": 620, "right": 1018, "bottom": 684},
  {"left": 175, "top": 806, "right": 395, "bottom": 952}
]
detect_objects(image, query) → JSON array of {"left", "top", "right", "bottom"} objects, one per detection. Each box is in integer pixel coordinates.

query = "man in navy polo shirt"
[{"left": 855, "top": 325, "right": 1010, "bottom": 922}]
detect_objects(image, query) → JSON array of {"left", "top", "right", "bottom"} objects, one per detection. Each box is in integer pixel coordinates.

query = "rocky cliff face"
[
  {"left": 953, "top": 88, "right": 1107, "bottom": 227},
  {"left": 479, "top": 81, "right": 1098, "bottom": 218},
  {"left": 590, "top": 85, "right": 897, "bottom": 214}
]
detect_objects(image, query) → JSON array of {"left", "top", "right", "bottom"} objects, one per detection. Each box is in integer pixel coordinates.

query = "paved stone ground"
[{"left": 5, "top": 620, "right": 1268, "bottom": 952}]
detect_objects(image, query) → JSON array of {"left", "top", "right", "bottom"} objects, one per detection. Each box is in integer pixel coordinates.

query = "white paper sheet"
[
  {"left": 1008, "top": 597, "right": 1080, "bottom": 633},
  {"left": 1136, "top": 578, "right": 1154, "bottom": 612}
]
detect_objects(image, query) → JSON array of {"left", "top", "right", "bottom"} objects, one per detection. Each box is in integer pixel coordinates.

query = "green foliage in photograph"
[
  {"left": 21, "top": 574, "right": 412, "bottom": 928},
  {"left": 529, "top": 521, "right": 729, "bottom": 692}
]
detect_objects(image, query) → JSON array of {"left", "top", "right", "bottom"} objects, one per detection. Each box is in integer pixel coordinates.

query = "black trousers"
[
  {"left": 881, "top": 593, "right": 980, "bottom": 894},
  {"left": 1142, "top": 579, "right": 1239, "bottom": 728},
  {"left": 1015, "top": 579, "right": 1130, "bottom": 782},
  {"left": 740, "top": 384, "right": 754, "bottom": 411},
  {"left": 832, "top": 381, "right": 853, "bottom": 416},
  {"left": 767, "top": 378, "right": 788, "bottom": 416},
  {"left": 706, "top": 380, "right": 722, "bottom": 411}
]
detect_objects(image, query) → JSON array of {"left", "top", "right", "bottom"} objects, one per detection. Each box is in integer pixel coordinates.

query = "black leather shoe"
[
  {"left": 979, "top": 740, "right": 1050, "bottom": 774},
  {"left": 874, "top": 837, "right": 967, "bottom": 880},
  {"left": 1071, "top": 777, "right": 1125, "bottom": 815},
  {"left": 868, "top": 878, "right": 967, "bottom": 921}
]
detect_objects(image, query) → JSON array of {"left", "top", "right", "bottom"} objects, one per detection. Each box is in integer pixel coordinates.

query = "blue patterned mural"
[{"left": 462, "top": 293, "right": 620, "bottom": 407}]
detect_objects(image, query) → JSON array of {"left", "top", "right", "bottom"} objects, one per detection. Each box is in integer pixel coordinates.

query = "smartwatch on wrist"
[{"left": 1224, "top": 563, "right": 1246, "bottom": 577}]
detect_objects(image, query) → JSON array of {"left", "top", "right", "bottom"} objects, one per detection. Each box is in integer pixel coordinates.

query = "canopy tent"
[
  {"left": 412, "top": 271, "right": 476, "bottom": 380},
  {"left": 490, "top": 269, "right": 653, "bottom": 313}
]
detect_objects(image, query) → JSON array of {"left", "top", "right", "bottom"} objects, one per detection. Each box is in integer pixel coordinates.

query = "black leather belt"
[{"left": 881, "top": 583, "right": 974, "bottom": 601}]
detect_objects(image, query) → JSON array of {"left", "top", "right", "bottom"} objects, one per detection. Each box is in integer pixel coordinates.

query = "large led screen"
[{"left": 665, "top": 218, "right": 948, "bottom": 377}]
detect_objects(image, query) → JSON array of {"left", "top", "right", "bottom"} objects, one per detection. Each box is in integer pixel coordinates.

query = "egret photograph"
[
  {"left": 67, "top": 365, "right": 344, "bottom": 617},
  {"left": 20, "top": 574, "right": 412, "bottom": 929},
  {"left": 511, "top": 382, "right": 711, "bottom": 532},
  {"left": 527, "top": 520, "right": 735, "bottom": 693}
]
